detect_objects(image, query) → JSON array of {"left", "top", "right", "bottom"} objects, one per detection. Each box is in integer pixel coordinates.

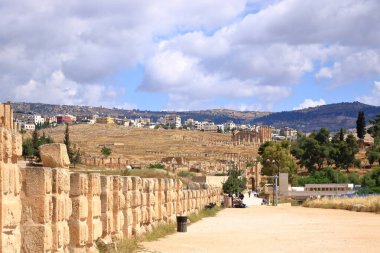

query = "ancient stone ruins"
[
  {"left": 231, "top": 126, "right": 273, "bottom": 146},
  {"left": 0, "top": 102, "right": 221, "bottom": 252}
]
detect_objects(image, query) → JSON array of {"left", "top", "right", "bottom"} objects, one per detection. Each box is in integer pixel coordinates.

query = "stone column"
[
  {"left": 112, "top": 176, "right": 124, "bottom": 240},
  {"left": 52, "top": 168, "right": 71, "bottom": 252},
  {"left": 100, "top": 176, "right": 113, "bottom": 241},
  {"left": 121, "top": 176, "right": 132, "bottom": 239},
  {"left": 21, "top": 167, "right": 53, "bottom": 253},
  {"left": 131, "top": 177, "right": 143, "bottom": 236},
  {"left": 147, "top": 179, "right": 156, "bottom": 230},
  {"left": 87, "top": 173, "right": 102, "bottom": 251},
  {"left": 69, "top": 173, "right": 89, "bottom": 252}
]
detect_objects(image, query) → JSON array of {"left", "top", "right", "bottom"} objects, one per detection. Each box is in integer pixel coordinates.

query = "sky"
[{"left": 1, "top": 0, "right": 380, "bottom": 112}]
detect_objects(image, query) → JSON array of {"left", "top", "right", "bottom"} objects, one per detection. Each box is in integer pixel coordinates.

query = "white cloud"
[
  {"left": 1, "top": 0, "right": 380, "bottom": 110},
  {"left": 358, "top": 81, "right": 380, "bottom": 106},
  {"left": 293, "top": 99, "right": 326, "bottom": 110}
]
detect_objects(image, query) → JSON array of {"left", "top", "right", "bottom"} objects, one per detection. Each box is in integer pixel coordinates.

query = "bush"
[
  {"left": 147, "top": 163, "right": 165, "bottom": 169},
  {"left": 361, "top": 168, "right": 380, "bottom": 187},
  {"left": 356, "top": 186, "right": 380, "bottom": 194},
  {"left": 177, "top": 171, "right": 195, "bottom": 177},
  {"left": 348, "top": 172, "right": 361, "bottom": 185}
]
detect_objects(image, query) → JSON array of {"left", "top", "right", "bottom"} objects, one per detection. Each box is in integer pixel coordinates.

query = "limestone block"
[
  {"left": 3, "top": 197, "right": 22, "bottom": 228},
  {"left": 69, "top": 220, "right": 88, "bottom": 247},
  {"left": 2, "top": 229, "right": 21, "bottom": 253},
  {"left": 91, "top": 219, "right": 103, "bottom": 241},
  {"left": 70, "top": 173, "right": 88, "bottom": 197},
  {"left": 91, "top": 197, "right": 102, "bottom": 218},
  {"left": 52, "top": 222, "right": 70, "bottom": 251},
  {"left": 71, "top": 196, "right": 89, "bottom": 220},
  {"left": 3, "top": 128, "right": 12, "bottom": 162},
  {"left": 100, "top": 176, "right": 114, "bottom": 237},
  {"left": 26, "top": 196, "right": 53, "bottom": 224},
  {"left": 39, "top": 143, "right": 70, "bottom": 168},
  {"left": 88, "top": 174, "right": 101, "bottom": 196},
  {"left": 52, "top": 168, "right": 70, "bottom": 194},
  {"left": 12, "top": 131, "right": 22, "bottom": 159},
  {"left": 22, "top": 224, "right": 53, "bottom": 252},
  {"left": 25, "top": 167, "right": 52, "bottom": 196},
  {"left": 87, "top": 173, "right": 102, "bottom": 244},
  {"left": 2, "top": 163, "right": 9, "bottom": 194},
  {"left": 131, "top": 176, "right": 141, "bottom": 191}
]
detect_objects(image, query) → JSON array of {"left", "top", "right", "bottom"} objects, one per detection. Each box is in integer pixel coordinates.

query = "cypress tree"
[
  {"left": 339, "top": 128, "right": 345, "bottom": 141},
  {"left": 63, "top": 123, "right": 74, "bottom": 162},
  {"left": 356, "top": 111, "right": 366, "bottom": 139}
]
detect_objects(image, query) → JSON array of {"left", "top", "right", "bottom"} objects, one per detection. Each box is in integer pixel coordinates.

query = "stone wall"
[{"left": 0, "top": 108, "right": 221, "bottom": 252}]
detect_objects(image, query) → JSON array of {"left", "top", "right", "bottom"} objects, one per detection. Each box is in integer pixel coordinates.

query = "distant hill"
[
  {"left": 10, "top": 101, "right": 380, "bottom": 132},
  {"left": 10, "top": 102, "right": 269, "bottom": 124},
  {"left": 252, "top": 102, "right": 380, "bottom": 132}
]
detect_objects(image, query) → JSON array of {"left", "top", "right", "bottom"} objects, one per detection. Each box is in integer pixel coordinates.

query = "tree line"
[{"left": 258, "top": 113, "right": 380, "bottom": 189}]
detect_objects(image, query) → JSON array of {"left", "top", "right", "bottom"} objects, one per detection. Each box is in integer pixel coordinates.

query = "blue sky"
[{"left": 1, "top": 0, "right": 380, "bottom": 112}]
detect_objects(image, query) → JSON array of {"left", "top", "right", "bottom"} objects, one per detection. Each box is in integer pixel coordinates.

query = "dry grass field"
[
  {"left": 43, "top": 124, "right": 258, "bottom": 166},
  {"left": 303, "top": 196, "right": 380, "bottom": 213}
]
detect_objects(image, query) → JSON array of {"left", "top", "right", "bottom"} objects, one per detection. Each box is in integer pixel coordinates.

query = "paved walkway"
[{"left": 141, "top": 205, "right": 380, "bottom": 253}]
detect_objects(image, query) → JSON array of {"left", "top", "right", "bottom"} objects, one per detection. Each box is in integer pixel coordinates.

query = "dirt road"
[{"left": 141, "top": 206, "right": 380, "bottom": 253}]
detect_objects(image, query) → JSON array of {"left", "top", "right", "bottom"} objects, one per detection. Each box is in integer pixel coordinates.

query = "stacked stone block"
[
  {"left": 100, "top": 176, "right": 113, "bottom": 242},
  {"left": 69, "top": 173, "right": 89, "bottom": 252},
  {"left": 87, "top": 174, "right": 102, "bottom": 252},
  {"left": 112, "top": 176, "right": 124, "bottom": 240},
  {"left": 20, "top": 167, "right": 53, "bottom": 252},
  {"left": 1, "top": 127, "right": 22, "bottom": 252},
  {"left": 131, "top": 177, "right": 143, "bottom": 236},
  {"left": 121, "top": 176, "right": 133, "bottom": 239},
  {"left": 52, "top": 168, "right": 71, "bottom": 252}
]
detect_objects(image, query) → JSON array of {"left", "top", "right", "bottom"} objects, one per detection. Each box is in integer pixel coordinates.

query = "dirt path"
[{"left": 141, "top": 206, "right": 380, "bottom": 253}]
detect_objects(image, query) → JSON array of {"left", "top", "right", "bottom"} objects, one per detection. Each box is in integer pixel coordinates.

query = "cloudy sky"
[{"left": 1, "top": 0, "right": 379, "bottom": 112}]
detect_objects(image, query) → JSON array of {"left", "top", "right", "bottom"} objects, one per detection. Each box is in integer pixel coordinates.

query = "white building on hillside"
[{"left": 34, "top": 115, "right": 45, "bottom": 125}]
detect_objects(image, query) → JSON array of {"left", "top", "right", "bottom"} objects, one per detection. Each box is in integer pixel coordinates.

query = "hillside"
[
  {"left": 11, "top": 102, "right": 269, "bottom": 124},
  {"left": 11, "top": 101, "right": 380, "bottom": 132},
  {"left": 252, "top": 102, "right": 380, "bottom": 132}
]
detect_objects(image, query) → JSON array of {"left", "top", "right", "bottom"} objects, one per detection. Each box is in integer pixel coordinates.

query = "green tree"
[
  {"left": 356, "top": 111, "right": 366, "bottom": 139},
  {"left": 339, "top": 128, "right": 345, "bottom": 142},
  {"left": 333, "top": 134, "right": 359, "bottom": 172},
  {"left": 22, "top": 139, "right": 34, "bottom": 157},
  {"left": 72, "top": 149, "right": 82, "bottom": 168},
  {"left": 348, "top": 172, "right": 361, "bottom": 185},
  {"left": 101, "top": 146, "right": 112, "bottom": 158},
  {"left": 295, "top": 168, "right": 348, "bottom": 186},
  {"left": 63, "top": 123, "right": 74, "bottom": 163},
  {"left": 22, "top": 131, "right": 54, "bottom": 160},
  {"left": 32, "top": 129, "right": 39, "bottom": 157},
  {"left": 367, "top": 114, "right": 380, "bottom": 141},
  {"left": 361, "top": 173, "right": 376, "bottom": 188},
  {"left": 293, "top": 128, "right": 333, "bottom": 172},
  {"left": 222, "top": 169, "right": 246, "bottom": 195},
  {"left": 259, "top": 141, "right": 298, "bottom": 180},
  {"left": 366, "top": 114, "right": 380, "bottom": 165}
]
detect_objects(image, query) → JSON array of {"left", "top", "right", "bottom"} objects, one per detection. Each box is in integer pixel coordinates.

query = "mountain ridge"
[{"left": 10, "top": 101, "right": 380, "bottom": 132}]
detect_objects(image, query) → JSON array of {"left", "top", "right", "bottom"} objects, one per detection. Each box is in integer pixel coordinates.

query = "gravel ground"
[{"left": 141, "top": 205, "right": 380, "bottom": 253}]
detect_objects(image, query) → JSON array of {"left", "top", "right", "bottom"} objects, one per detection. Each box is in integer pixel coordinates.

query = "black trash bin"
[{"left": 176, "top": 216, "right": 187, "bottom": 232}]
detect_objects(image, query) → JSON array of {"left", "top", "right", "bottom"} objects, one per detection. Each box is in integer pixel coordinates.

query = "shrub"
[
  {"left": 147, "top": 163, "right": 165, "bottom": 169},
  {"left": 177, "top": 171, "right": 195, "bottom": 177}
]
